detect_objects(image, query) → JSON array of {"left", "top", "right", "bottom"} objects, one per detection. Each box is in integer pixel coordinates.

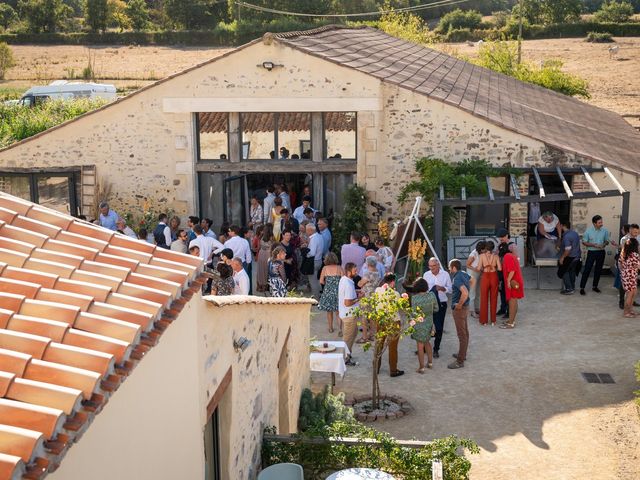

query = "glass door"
[{"left": 223, "top": 175, "right": 247, "bottom": 226}]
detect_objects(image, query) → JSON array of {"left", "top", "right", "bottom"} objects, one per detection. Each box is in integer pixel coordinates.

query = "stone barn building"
[{"left": 0, "top": 26, "right": 639, "bottom": 250}]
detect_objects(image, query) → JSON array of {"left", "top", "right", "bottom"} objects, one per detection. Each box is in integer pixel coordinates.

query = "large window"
[
  {"left": 198, "top": 113, "right": 229, "bottom": 160},
  {"left": 324, "top": 112, "right": 356, "bottom": 160},
  {"left": 0, "top": 171, "right": 80, "bottom": 216},
  {"left": 240, "top": 112, "right": 312, "bottom": 160}
]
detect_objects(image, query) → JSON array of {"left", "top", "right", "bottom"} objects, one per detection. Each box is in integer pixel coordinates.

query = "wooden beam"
[
  {"left": 604, "top": 167, "right": 626, "bottom": 194},
  {"left": 509, "top": 174, "right": 521, "bottom": 200},
  {"left": 486, "top": 177, "right": 494, "bottom": 201},
  {"left": 532, "top": 167, "right": 545, "bottom": 198},
  {"left": 436, "top": 189, "right": 623, "bottom": 206},
  {"left": 310, "top": 112, "right": 323, "bottom": 163},
  {"left": 439, "top": 185, "right": 445, "bottom": 201},
  {"left": 580, "top": 166, "right": 601, "bottom": 195},
  {"left": 206, "top": 366, "right": 232, "bottom": 418},
  {"left": 461, "top": 186, "right": 466, "bottom": 201},
  {"left": 556, "top": 166, "right": 573, "bottom": 198},
  {"left": 195, "top": 159, "right": 357, "bottom": 173}
]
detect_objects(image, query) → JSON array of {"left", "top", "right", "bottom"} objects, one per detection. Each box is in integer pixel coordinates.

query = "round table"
[{"left": 325, "top": 468, "right": 396, "bottom": 480}]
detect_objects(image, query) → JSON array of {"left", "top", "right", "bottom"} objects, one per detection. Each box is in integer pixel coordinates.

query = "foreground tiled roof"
[
  {"left": 274, "top": 26, "right": 640, "bottom": 174},
  {"left": 0, "top": 193, "right": 203, "bottom": 480}
]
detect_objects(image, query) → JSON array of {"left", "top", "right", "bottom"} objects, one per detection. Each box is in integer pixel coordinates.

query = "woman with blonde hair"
[{"left": 318, "top": 252, "right": 344, "bottom": 334}]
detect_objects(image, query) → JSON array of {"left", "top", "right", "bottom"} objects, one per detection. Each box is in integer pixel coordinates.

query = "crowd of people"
[{"left": 96, "top": 197, "right": 639, "bottom": 374}]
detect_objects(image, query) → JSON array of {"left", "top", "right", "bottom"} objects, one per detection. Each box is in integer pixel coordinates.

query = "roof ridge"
[{"left": 274, "top": 24, "right": 368, "bottom": 39}]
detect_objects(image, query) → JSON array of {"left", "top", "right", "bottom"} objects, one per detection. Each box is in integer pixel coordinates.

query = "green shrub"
[
  {"left": 331, "top": 184, "right": 368, "bottom": 256},
  {"left": 377, "top": 10, "right": 431, "bottom": 45},
  {"left": 443, "top": 28, "right": 489, "bottom": 42},
  {"left": 586, "top": 31, "right": 615, "bottom": 41},
  {"left": 0, "top": 98, "right": 106, "bottom": 148},
  {"left": 0, "top": 42, "right": 15, "bottom": 80},
  {"left": 473, "top": 40, "right": 590, "bottom": 98},
  {"left": 125, "top": 0, "right": 149, "bottom": 31},
  {"left": 594, "top": 0, "right": 635, "bottom": 22},
  {"left": 437, "top": 8, "right": 483, "bottom": 32},
  {"left": 298, "top": 387, "right": 355, "bottom": 433},
  {"left": 0, "top": 4, "right": 18, "bottom": 30}
]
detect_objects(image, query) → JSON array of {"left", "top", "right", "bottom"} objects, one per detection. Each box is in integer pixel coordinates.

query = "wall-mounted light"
[
  {"left": 257, "top": 61, "right": 284, "bottom": 71},
  {"left": 233, "top": 336, "right": 251, "bottom": 352}
]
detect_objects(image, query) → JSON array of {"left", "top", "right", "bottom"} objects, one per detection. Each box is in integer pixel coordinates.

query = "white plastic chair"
[{"left": 258, "top": 463, "right": 304, "bottom": 480}]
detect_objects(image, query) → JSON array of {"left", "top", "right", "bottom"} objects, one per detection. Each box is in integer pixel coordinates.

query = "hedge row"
[{"left": 1, "top": 21, "right": 639, "bottom": 46}]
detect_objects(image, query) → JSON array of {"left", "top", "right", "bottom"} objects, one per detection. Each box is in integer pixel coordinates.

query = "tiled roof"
[
  {"left": 274, "top": 26, "right": 640, "bottom": 174},
  {"left": 0, "top": 193, "right": 203, "bottom": 480},
  {"left": 198, "top": 111, "right": 355, "bottom": 134}
]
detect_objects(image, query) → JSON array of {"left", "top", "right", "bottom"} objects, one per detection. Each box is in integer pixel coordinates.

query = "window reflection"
[
  {"left": 324, "top": 112, "right": 356, "bottom": 160},
  {"left": 198, "top": 113, "right": 229, "bottom": 160},
  {"left": 277, "top": 112, "right": 311, "bottom": 160}
]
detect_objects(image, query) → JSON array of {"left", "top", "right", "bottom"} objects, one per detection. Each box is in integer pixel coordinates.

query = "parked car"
[{"left": 15, "top": 80, "right": 117, "bottom": 107}]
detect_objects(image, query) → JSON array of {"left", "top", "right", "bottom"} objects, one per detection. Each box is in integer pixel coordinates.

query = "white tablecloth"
[
  {"left": 310, "top": 340, "right": 350, "bottom": 377},
  {"left": 325, "top": 468, "right": 396, "bottom": 480}
]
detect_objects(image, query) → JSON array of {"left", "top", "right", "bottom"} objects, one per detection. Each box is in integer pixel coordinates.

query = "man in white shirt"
[
  {"left": 201, "top": 218, "right": 218, "bottom": 239},
  {"left": 423, "top": 257, "right": 452, "bottom": 359},
  {"left": 224, "top": 225, "right": 253, "bottom": 293},
  {"left": 231, "top": 257, "right": 250, "bottom": 295},
  {"left": 263, "top": 187, "right": 276, "bottom": 224},
  {"left": 116, "top": 218, "right": 137, "bottom": 239},
  {"left": 306, "top": 223, "right": 324, "bottom": 299},
  {"left": 293, "top": 195, "right": 315, "bottom": 224},
  {"left": 338, "top": 262, "right": 360, "bottom": 366},
  {"left": 189, "top": 225, "right": 223, "bottom": 263}
]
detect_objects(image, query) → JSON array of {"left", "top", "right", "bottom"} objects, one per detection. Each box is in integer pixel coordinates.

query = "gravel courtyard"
[{"left": 310, "top": 268, "right": 640, "bottom": 480}]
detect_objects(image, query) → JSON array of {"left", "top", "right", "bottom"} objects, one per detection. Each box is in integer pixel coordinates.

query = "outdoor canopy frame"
[{"left": 432, "top": 166, "right": 631, "bottom": 259}]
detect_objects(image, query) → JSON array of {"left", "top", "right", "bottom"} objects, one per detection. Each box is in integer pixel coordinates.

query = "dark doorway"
[
  {"left": 204, "top": 407, "right": 221, "bottom": 480},
  {"left": 466, "top": 177, "right": 509, "bottom": 235}
]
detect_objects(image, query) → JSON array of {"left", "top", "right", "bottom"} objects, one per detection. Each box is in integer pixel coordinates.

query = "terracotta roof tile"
[
  {"left": 0, "top": 452, "right": 25, "bottom": 480},
  {"left": 0, "top": 193, "right": 202, "bottom": 478}
]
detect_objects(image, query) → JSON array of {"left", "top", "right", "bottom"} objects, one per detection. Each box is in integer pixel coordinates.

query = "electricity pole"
[{"left": 517, "top": 0, "right": 523, "bottom": 64}]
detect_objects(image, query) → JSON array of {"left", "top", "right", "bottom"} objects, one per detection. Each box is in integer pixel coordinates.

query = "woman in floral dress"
[
  {"left": 318, "top": 252, "right": 344, "bottom": 334},
  {"left": 211, "top": 263, "right": 234, "bottom": 296},
  {"left": 619, "top": 237, "right": 640, "bottom": 318},
  {"left": 410, "top": 278, "right": 439, "bottom": 374},
  {"left": 268, "top": 246, "right": 288, "bottom": 297}
]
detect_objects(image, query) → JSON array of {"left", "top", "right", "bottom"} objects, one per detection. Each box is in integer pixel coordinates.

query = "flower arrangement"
[
  {"left": 407, "top": 238, "right": 428, "bottom": 281},
  {"left": 377, "top": 219, "right": 390, "bottom": 240}
]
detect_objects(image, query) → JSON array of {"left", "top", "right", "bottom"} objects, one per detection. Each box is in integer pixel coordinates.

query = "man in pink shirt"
[{"left": 340, "top": 232, "right": 366, "bottom": 270}]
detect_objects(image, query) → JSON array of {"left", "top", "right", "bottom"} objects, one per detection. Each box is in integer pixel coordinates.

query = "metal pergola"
[{"left": 432, "top": 166, "right": 631, "bottom": 258}]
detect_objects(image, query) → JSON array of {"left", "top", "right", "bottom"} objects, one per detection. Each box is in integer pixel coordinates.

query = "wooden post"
[
  {"left": 229, "top": 113, "right": 241, "bottom": 163},
  {"left": 434, "top": 195, "right": 443, "bottom": 262},
  {"left": 621, "top": 191, "right": 630, "bottom": 234},
  {"left": 311, "top": 112, "right": 323, "bottom": 163}
]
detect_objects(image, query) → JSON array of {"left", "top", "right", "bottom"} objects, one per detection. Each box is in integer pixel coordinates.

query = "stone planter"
[{"left": 345, "top": 394, "right": 413, "bottom": 422}]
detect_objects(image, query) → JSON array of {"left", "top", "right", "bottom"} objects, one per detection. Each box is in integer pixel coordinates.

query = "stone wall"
[{"left": 197, "top": 296, "right": 313, "bottom": 479}]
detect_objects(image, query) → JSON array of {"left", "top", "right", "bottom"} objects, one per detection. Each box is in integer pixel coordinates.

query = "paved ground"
[{"left": 309, "top": 267, "right": 640, "bottom": 480}]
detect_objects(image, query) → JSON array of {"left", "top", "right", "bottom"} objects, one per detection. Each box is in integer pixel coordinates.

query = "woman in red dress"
[{"left": 500, "top": 243, "right": 524, "bottom": 329}]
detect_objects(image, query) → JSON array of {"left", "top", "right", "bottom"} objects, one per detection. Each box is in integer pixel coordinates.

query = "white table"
[
  {"left": 310, "top": 340, "right": 350, "bottom": 386},
  {"left": 326, "top": 468, "right": 396, "bottom": 480}
]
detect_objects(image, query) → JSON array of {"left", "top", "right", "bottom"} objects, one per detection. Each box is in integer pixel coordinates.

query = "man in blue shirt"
[
  {"left": 98, "top": 202, "right": 119, "bottom": 231},
  {"left": 318, "top": 218, "right": 332, "bottom": 256},
  {"left": 580, "top": 214, "right": 616, "bottom": 295},
  {"left": 559, "top": 220, "right": 581, "bottom": 294},
  {"left": 448, "top": 259, "right": 472, "bottom": 370}
]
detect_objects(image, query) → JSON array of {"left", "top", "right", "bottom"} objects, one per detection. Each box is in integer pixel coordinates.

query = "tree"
[
  {"left": 165, "top": 0, "right": 229, "bottom": 29},
  {"left": 514, "top": 0, "right": 582, "bottom": 25},
  {"left": 18, "top": 0, "right": 72, "bottom": 33},
  {"left": 125, "top": 0, "right": 150, "bottom": 30},
  {"left": 436, "top": 8, "right": 483, "bottom": 32},
  {"left": 85, "top": 0, "right": 109, "bottom": 32},
  {"left": 594, "top": 0, "right": 635, "bottom": 22},
  {"left": 353, "top": 286, "right": 420, "bottom": 410},
  {"left": 0, "top": 43, "right": 15, "bottom": 80},
  {"left": 0, "top": 4, "right": 18, "bottom": 30},
  {"left": 109, "top": 0, "right": 130, "bottom": 31}
]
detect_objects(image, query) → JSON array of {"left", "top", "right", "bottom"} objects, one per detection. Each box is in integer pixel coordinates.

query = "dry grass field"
[{"left": 2, "top": 38, "right": 639, "bottom": 123}]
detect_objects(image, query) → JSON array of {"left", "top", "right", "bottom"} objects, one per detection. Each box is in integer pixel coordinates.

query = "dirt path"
[{"left": 310, "top": 268, "right": 640, "bottom": 479}]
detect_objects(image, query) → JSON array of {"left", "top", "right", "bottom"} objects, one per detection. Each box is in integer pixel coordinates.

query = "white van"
[{"left": 18, "top": 80, "right": 117, "bottom": 107}]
